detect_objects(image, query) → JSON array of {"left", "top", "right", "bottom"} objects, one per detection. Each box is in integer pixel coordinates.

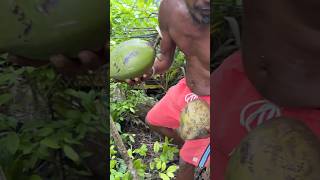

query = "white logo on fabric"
[
  {"left": 185, "top": 93, "right": 199, "bottom": 103},
  {"left": 240, "top": 100, "right": 281, "bottom": 132},
  {"left": 192, "top": 157, "right": 198, "bottom": 162}
]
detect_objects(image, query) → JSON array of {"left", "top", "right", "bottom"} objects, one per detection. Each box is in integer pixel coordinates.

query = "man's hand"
[
  {"left": 124, "top": 66, "right": 154, "bottom": 85},
  {"left": 8, "top": 49, "right": 106, "bottom": 75}
]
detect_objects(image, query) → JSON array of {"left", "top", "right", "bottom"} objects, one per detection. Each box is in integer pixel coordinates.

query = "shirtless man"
[
  {"left": 212, "top": 0, "right": 320, "bottom": 179},
  {"left": 126, "top": 0, "right": 210, "bottom": 178}
]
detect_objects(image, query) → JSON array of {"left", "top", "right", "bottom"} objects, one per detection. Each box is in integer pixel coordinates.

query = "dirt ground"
[{"left": 123, "top": 117, "right": 210, "bottom": 180}]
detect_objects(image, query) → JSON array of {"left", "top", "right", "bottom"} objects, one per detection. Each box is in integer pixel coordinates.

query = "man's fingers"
[
  {"left": 134, "top": 77, "right": 140, "bottom": 82},
  {"left": 125, "top": 79, "right": 136, "bottom": 85},
  {"left": 50, "top": 54, "right": 75, "bottom": 68},
  {"left": 124, "top": 77, "right": 143, "bottom": 85},
  {"left": 78, "top": 50, "right": 102, "bottom": 70},
  {"left": 50, "top": 54, "right": 86, "bottom": 75},
  {"left": 125, "top": 79, "right": 132, "bottom": 84}
]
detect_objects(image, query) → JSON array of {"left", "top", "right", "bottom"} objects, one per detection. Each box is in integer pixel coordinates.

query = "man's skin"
[
  {"left": 127, "top": 0, "right": 210, "bottom": 178},
  {"left": 213, "top": 0, "right": 320, "bottom": 179},
  {"left": 8, "top": 49, "right": 105, "bottom": 75},
  {"left": 242, "top": 0, "right": 320, "bottom": 108}
]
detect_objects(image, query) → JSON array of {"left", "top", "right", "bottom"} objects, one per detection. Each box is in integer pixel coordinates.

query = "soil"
[{"left": 122, "top": 116, "right": 210, "bottom": 180}]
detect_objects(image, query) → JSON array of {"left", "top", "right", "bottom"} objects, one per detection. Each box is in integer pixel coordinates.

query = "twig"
[
  {"left": 59, "top": 150, "right": 66, "bottom": 180},
  {"left": 152, "top": 27, "right": 162, "bottom": 49},
  {"left": 110, "top": 116, "right": 139, "bottom": 180},
  {"left": 112, "top": 33, "right": 158, "bottom": 39},
  {"left": 0, "top": 166, "right": 7, "bottom": 180}
]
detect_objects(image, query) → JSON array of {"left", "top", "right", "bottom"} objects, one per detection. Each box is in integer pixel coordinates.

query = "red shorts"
[
  {"left": 146, "top": 78, "right": 210, "bottom": 167},
  {"left": 212, "top": 51, "right": 320, "bottom": 180}
]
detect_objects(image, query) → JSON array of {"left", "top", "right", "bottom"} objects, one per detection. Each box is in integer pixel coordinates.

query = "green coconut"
[
  {"left": 0, "top": 0, "right": 107, "bottom": 60},
  {"left": 110, "top": 39, "right": 155, "bottom": 80},
  {"left": 178, "top": 99, "right": 210, "bottom": 140},
  {"left": 225, "top": 117, "right": 320, "bottom": 180}
]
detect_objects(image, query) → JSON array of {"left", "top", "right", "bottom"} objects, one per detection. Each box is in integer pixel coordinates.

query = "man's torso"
[{"left": 160, "top": 0, "right": 210, "bottom": 96}]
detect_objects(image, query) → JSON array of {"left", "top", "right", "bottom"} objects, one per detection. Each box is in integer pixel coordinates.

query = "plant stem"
[
  {"left": 59, "top": 150, "right": 66, "bottom": 180},
  {"left": 0, "top": 166, "right": 7, "bottom": 180},
  {"left": 110, "top": 115, "right": 139, "bottom": 180}
]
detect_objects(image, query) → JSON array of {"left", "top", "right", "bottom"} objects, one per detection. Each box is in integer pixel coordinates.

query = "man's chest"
[
  {"left": 168, "top": 22, "right": 209, "bottom": 59},
  {"left": 212, "top": 52, "right": 320, "bottom": 156}
]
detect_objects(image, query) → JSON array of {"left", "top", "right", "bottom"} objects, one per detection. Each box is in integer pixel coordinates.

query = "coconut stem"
[
  {"left": 152, "top": 26, "right": 162, "bottom": 49},
  {"left": 152, "top": 34, "right": 161, "bottom": 50}
]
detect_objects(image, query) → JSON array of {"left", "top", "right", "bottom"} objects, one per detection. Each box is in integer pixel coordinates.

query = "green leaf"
[
  {"left": 110, "top": 175, "right": 115, "bottom": 180},
  {"left": 149, "top": 162, "right": 155, "bottom": 170},
  {"left": 64, "top": 89, "right": 80, "bottom": 98},
  {"left": 159, "top": 173, "right": 170, "bottom": 180},
  {"left": 28, "top": 154, "right": 39, "bottom": 169},
  {"left": 80, "top": 151, "right": 93, "bottom": 158},
  {"left": 22, "top": 143, "right": 37, "bottom": 155},
  {"left": 37, "top": 145, "right": 50, "bottom": 158},
  {"left": 74, "top": 170, "right": 92, "bottom": 176},
  {"left": 76, "top": 124, "right": 88, "bottom": 138},
  {"left": 137, "top": 0, "right": 144, "bottom": 8},
  {"left": 22, "top": 119, "right": 45, "bottom": 131},
  {"left": 80, "top": 92, "right": 94, "bottom": 112},
  {"left": 137, "top": 168, "right": 145, "bottom": 177},
  {"left": 133, "top": 159, "right": 142, "bottom": 169},
  {"left": 0, "top": 93, "right": 12, "bottom": 105},
  {"left": 127, "top": 149, "right": 133, "bottom": 158},
  {"left": 167, "top": 172, "right": 174, "bottom": 178},
  {"left": 123, "top": 172, "right": 131, "bottom": 180},
  {"left": 81, "top": 112, "right": 91, "bottom": 123},
  {"left": 134, "top": 144, "right": 147, "bottom": 156},
  {"left": 40, "top": 137, "right": 60, "bottom": 149},
  {"left": 118, "top": 159, "right": 127, "bottom": 173},
  {"left": 160, "top": 153, "right": 167, "bottom": 162},
  {"left": 110, "top": 145, "right": 117, "bottom": 155},
  {"left": 0, "top": 74, "right": 13, "bottom": 85},
  {"left": 166, "top": 165, "right": 178, "bottom": 173},
  {"left": 45, "top": 69, "right": 55, "bottom": 80},
  {"left": 25, "top": 66, "right": 35, "bottom": 74},
  {"left": 3, "top": 132, "right": 20, "bottom": 154},
  {"left": 153, "top": 141, "right": 160, "bottom": 153},
  {"left": 110, "top": 159, "right": 117, "bottom": 169},
  {"left": 156, "top": 160, "right": 162, "bottom": 170},
  {"left": 30, "top": 175, "right": 42, "bottom": 180},
  {"left": 129, "top": 107, "right": 135, "bottom": 113},
  {"left": 65, "top": 110, "right": 81, "bottom": 120},
  {"left": 161, "top": 162, "right": 167, "bottom": 172},
  {"left": 38, "top": 127, "right": 54, "bottom": 137},
  {"left": 64, "top": 136, "right": 81, "bottom": 145},
  {"left": 116, "top": 122, "right": 121, "bottom": 132},
  {"left": 129, "top": 135, "right": 135, "bottom": 143},
  {"left": 63, "top": 145, "right": 80, "bottom": 163},
  {"left": 165, "top": 137, "right": 169, "bottom": 144}
]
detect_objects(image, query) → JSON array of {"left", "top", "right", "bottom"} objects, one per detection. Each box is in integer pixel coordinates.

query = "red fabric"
[
  {"left": 146, "top": 78, "right": 210, "bottom": 167},
  {"left": 180, "top": 138, "right": 210, "bottom": 167},
  {"left": 212, "top": 51, "right": 320, "bottom": 179}
]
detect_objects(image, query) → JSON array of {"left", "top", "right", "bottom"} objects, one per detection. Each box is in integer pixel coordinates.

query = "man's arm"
[
  {"left": 152, "top": 30, "right": 176, "bottom": 74},
  {"left": 152, "top": 0, "right": 176, "bottom": 75}
]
